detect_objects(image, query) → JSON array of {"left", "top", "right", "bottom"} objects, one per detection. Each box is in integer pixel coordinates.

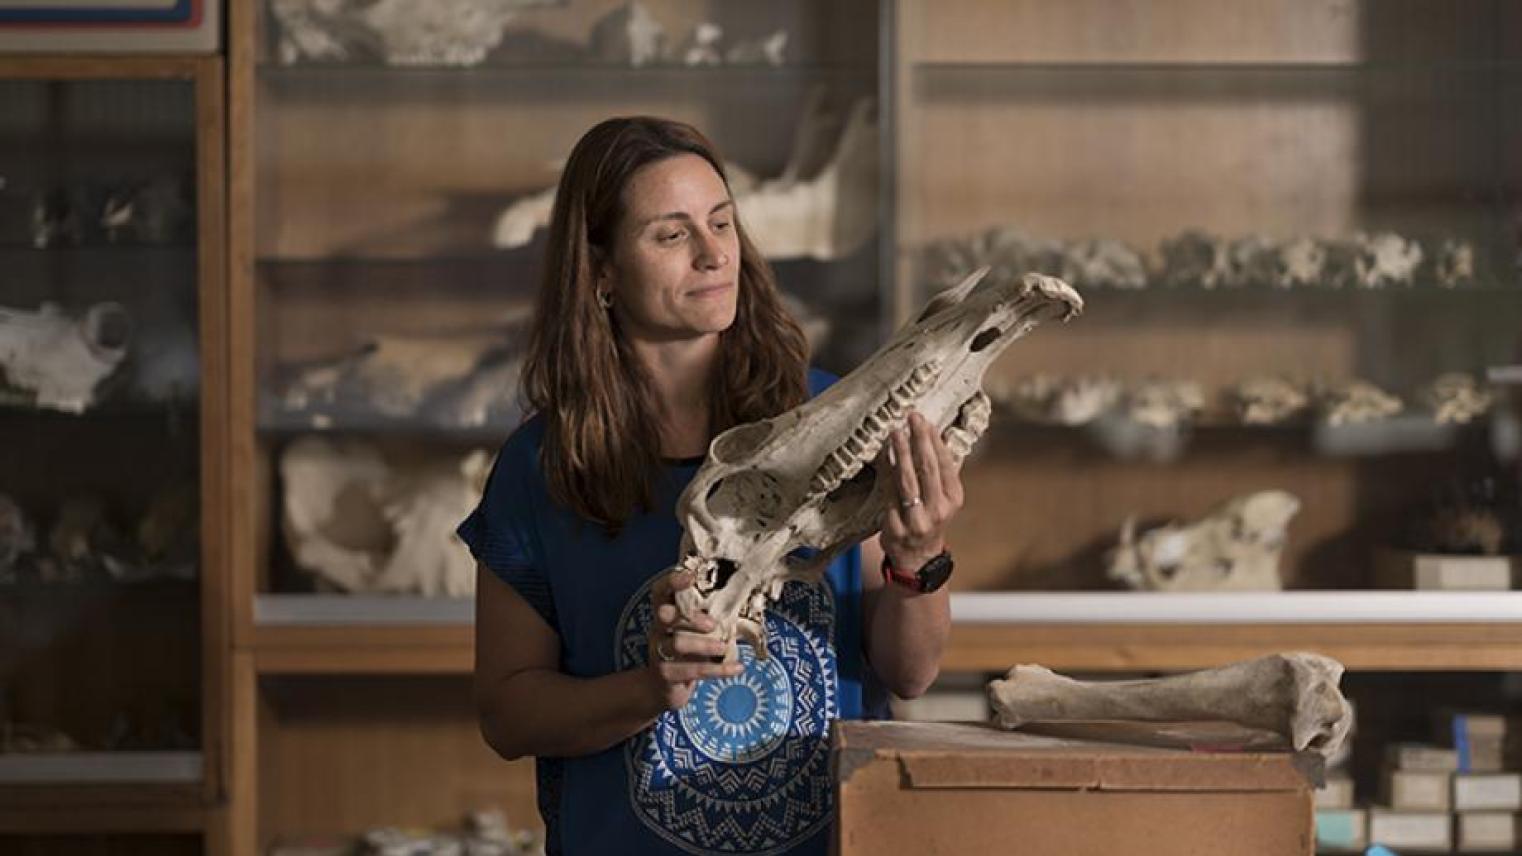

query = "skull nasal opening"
[{"left": 970, "top": 326, "right": 1003, "bottom": 352}]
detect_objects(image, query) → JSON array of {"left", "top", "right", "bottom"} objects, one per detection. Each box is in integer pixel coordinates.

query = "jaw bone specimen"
[
  {"left": 988, "top": 652, "right": 1353, "bottom": 762},
  {"left": 669, "top": 269, "right": 1083, "bottom": 660}
]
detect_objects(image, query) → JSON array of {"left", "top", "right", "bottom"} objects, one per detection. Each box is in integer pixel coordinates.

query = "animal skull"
[
  {"left": 672, "top": 269, "right": 1082, "bottom": 660},
  {"left": 1108, "top": 489, "right": 1301, "bottom": 592},
  {"left": 987, "top": 652, "right": 1354, "bottom": 762}
]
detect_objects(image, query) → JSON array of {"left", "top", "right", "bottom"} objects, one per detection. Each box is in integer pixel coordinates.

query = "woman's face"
[{"left": 601, "top": 153, "right": 741, "bottom": 343}]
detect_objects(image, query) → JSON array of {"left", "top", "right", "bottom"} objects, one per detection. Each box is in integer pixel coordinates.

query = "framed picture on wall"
[{"left": 0, "top": 1, "right": 219, "bottom": 52}]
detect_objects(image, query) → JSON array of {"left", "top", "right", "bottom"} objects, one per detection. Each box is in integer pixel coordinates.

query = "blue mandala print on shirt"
[{"left": 615, "top": 577, "right": 838, "bottom": 856}]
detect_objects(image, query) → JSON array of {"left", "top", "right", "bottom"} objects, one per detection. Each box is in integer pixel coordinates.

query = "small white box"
[
  {"left": 1457, "top": 811, "right": 1519, "bottom": 852},
  {"left": 1388, "top": 743, "right": 1460, "bottom": 772},
  {"left": 1384, "top": 768, "right": 1452, "bottom": 811},
  {"left": 1369, "top": 810, "right": 1453, "bottom": 851},
  {"left": 1455, "top": 774, "right": 1522, "bottom": 812},
  {"left": 1316, "top": 776, "right": 1356, "bottom": 810}
]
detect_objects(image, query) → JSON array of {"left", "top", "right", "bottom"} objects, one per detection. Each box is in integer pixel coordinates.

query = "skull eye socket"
[
  {"left": 970, "top": 326, "right": 1002, "bottom": 352},
  {"left": 711, "top": 420, "right": 775, "bottom": 464},
  {"left": 704, "top": 470, "right": 783, "bottom": 525}
]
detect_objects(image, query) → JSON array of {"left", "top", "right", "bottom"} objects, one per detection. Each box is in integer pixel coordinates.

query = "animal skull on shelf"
[
  {"left": 1107, "top": 489, "right": 1302, "bottom": 592},
  {"left": 671, "top": 269, "right": 1083, "bottom": 660}
]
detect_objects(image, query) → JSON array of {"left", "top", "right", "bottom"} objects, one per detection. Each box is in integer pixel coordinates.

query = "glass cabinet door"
[
  {"left": 245, "top": 0, "right": 882, "bottom": 610},
  {"left": 0, "top": 63, "right": 214, "bottom": 810},
  {"left": 893, "top": 0, "right": 1522, "bottom": 596}
]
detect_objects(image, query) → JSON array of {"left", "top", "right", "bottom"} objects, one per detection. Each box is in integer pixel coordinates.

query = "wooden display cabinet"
[
  {"left": 891, "top": 0, "right": 1522, "bottom": 671},
  {"left": 217, "top": 1, "right": 1522, "bottom": 852},
  {"left": 0, "top": 56, "right": 228, "bottom": 854},
  {"left": 224, "top": 0, "right": 880, "bottom": 851}
]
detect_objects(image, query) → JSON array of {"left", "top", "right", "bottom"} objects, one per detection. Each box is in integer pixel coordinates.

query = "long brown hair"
[{"left": 520, "top": 116, "right": 809, "bottom": 533}]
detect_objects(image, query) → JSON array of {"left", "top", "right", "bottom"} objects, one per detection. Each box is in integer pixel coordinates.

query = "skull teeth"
[{"left": 809, "top": 362, "right": 939, "bottom": 495}]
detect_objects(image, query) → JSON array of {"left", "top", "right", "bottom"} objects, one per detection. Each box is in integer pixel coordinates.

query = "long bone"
[
  {"left": 669, "top": 269, "right": 1082, "bottom": 660},
  {"left": 987, "top": 652, "right": 1353, "bottom": 761}
]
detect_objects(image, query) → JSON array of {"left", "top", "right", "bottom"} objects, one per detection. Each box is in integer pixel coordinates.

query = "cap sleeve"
[{"left": 456, "top": 440, "right": 557, "bottom": 632}]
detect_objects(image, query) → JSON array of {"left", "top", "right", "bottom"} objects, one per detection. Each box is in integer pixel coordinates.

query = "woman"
[{"left": 459, "top": 116, "right": 959, "bottom": 856}]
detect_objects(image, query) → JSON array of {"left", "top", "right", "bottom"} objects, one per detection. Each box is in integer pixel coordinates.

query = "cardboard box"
[
  {"left": 1381, "top": 767, "right": 1452, "bottom": 811},
  {"left": 1374, "top": 549, "right": 1519, "bottom": 590},
  {"left": 1388, "top": 743, "right": 1460, "bottom": 772},
  {"left": 1315, "top": 775, "right": 1356, "bottom": 809},
  {"left": 1316, "top": 808, "right": 1368, "bottom": 852},
  {"left": 1368, "top": 809, "right": 1453, "bottom": 852},
  {"left": 1457, "top": 811, "right": 1521, "bottom": 852},
  {"left": 834, "top": 720, "right": 1315, "bottom": 856},
  {"left": 1455, "top": 773, "right": 1522, "bottom": 812}
]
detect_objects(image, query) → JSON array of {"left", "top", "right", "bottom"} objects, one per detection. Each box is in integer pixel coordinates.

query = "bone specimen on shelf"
[
  {"left": 988, "top": 652, "right": 1353, "bottom": 763},
  {"left": 1107, "top": 489, "right": 1301, "bottom": 592},
  {"left": 281, "top": 332, "right": 510, "bottom": 420},
  {"left": 922, "top": 228, "right": 1064, "bottom": 294},
  {"left": 1419, "top": 372, "right": 1493, "bottom": 425},
  {"left": 1276, "top": 237, "right": 1327, "bottom": 289},
  {"left": 490, "top": 92, "right": 877, "bottom": 260},
  {"left": 590, "top": 0, "right": 665, "bottom": 67},
  {"left": 134, "top": 482, "right": 198, "bottom": 579},
  {"left": 46, "top": 496, "right": 131, "bottom": 582},
  {"left": 270, "top": 0, "right": 554, "bottom": 66},
  {"left": 725, "top": 29, "right": 788, "bottom": 65},
  {"left": 679, "top": 22, "right": 722, "bottom": 65},
  {"left": 1121, "top": 378, "right": 1205, "bottom": 429},
  {"left": 666, "top": 269, "right": 1082, "bottom": 661},
  {"left": 1317, "top": 379, "right": 1403, "bottom": 426},
  {"left": 0, "top": 722, "right": 78, "bottom": 753},
  {"left": 1433, "top": 238, "right": 1477, "bottom": 289},
  {"left": 1423, "top": 501, "right": 1507, "bottom": 556},
  {"left": 990, "top": 373, "right": 1120, "bottom": 425},
  {"left": 0, "top": 301, "right": 130, "bottom": 413},
  {"left": 1354, "top": 231, "right": 1424, "bottom": 289},
  {"left": 1232, "top": 376, "right": 1311, "bottom": 425},
  {"left": 433, "top": 353, "right": 525, "bottom": 428},
  {"left": 1226, "top": 234, "right": 1282, "bottom": 288},
  {"left": 725, "top": 96, "right": 879, "bottom": 261},
  {"left": 0, "top": 493, "right": 35, "bottom": 580},
  {"left": 490, "top": 184, "right": 557, "bottom": 249},
  {"left": 281, "top": 437, "right": 490, "bottom": 597},
  {"left": 1158, "top": 230, "right": 1233, "bottom": 288},
  {"left": 1060, "top": 237, "right": 1148, "bottom": 289},
  {"left": 1319, "top": 238, "right": 1361, "bottom": 289}
]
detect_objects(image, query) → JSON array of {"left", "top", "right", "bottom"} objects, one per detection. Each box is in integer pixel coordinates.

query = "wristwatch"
[{"left": 881, "top": 549, "right": 954, "bottom": 594}]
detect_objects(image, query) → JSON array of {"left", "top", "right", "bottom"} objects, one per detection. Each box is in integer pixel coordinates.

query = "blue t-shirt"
[{"left": 457, "top": 368, "right": 887, "bottom": 856}]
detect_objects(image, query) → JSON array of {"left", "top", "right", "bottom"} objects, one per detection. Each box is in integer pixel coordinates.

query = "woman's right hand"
[{"left": 645, "top": 568, "right": 743, "bottom": 711}]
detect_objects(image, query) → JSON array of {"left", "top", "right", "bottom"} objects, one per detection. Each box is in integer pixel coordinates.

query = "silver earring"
[{"left": 596, "top": 289, "right": 613, "bottom": 309}]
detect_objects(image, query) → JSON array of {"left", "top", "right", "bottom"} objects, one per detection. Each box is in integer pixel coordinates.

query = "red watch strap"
[{"left": 880, "top": 555, "right": 923, "bottom": 591}]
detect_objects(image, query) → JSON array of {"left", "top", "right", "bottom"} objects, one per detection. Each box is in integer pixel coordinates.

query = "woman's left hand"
[{"left": 881, "top": 410, "right": 965, "bottom": 574}]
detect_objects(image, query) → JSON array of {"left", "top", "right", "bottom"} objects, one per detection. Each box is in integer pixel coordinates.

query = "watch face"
[{"left": 917, "top": 552, "right": 954, "bottom": 593}]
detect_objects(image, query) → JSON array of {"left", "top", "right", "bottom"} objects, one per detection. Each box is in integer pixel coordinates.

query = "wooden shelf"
[
  {"left": 251, "top": 594, "right": 473, "bottom": 673},
  {"left": 244, "top": 592, "right": 1522, "bottom": 675},
  {"left": 943, "top": 592, "right": 1522, "bottom": 672},
  {"left": 0, "top": 751, "right": 202, "bottom": 785},
  {"left": 0, "top": 779, "right": 206, "bottom": 833},
  {"left": 0, "top": 803, "right": 206, "bottom": 835},
  {"left": 942, "top": 621, "right": 1522, "bottom": 673}
]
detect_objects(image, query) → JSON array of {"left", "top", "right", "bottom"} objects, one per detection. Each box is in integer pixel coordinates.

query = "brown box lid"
[{"left": 836, "top": 720, "right": 1314, "bottom": 792}]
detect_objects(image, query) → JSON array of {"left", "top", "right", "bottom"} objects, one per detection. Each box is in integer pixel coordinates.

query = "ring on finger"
[
  {"left": 655, "top": 638, "right": 676, "bottom": 662},
  {"left": 900, "top": 496, "right": 923, "bottom": 509}
]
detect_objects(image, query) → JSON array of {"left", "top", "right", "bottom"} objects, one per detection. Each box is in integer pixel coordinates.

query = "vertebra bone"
[
  {"left": 670, "top": 269, "right": 1082, "bottom": 659},
  {"left": 988, "top": 652, "right": 1353, "bottom": 761}
]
